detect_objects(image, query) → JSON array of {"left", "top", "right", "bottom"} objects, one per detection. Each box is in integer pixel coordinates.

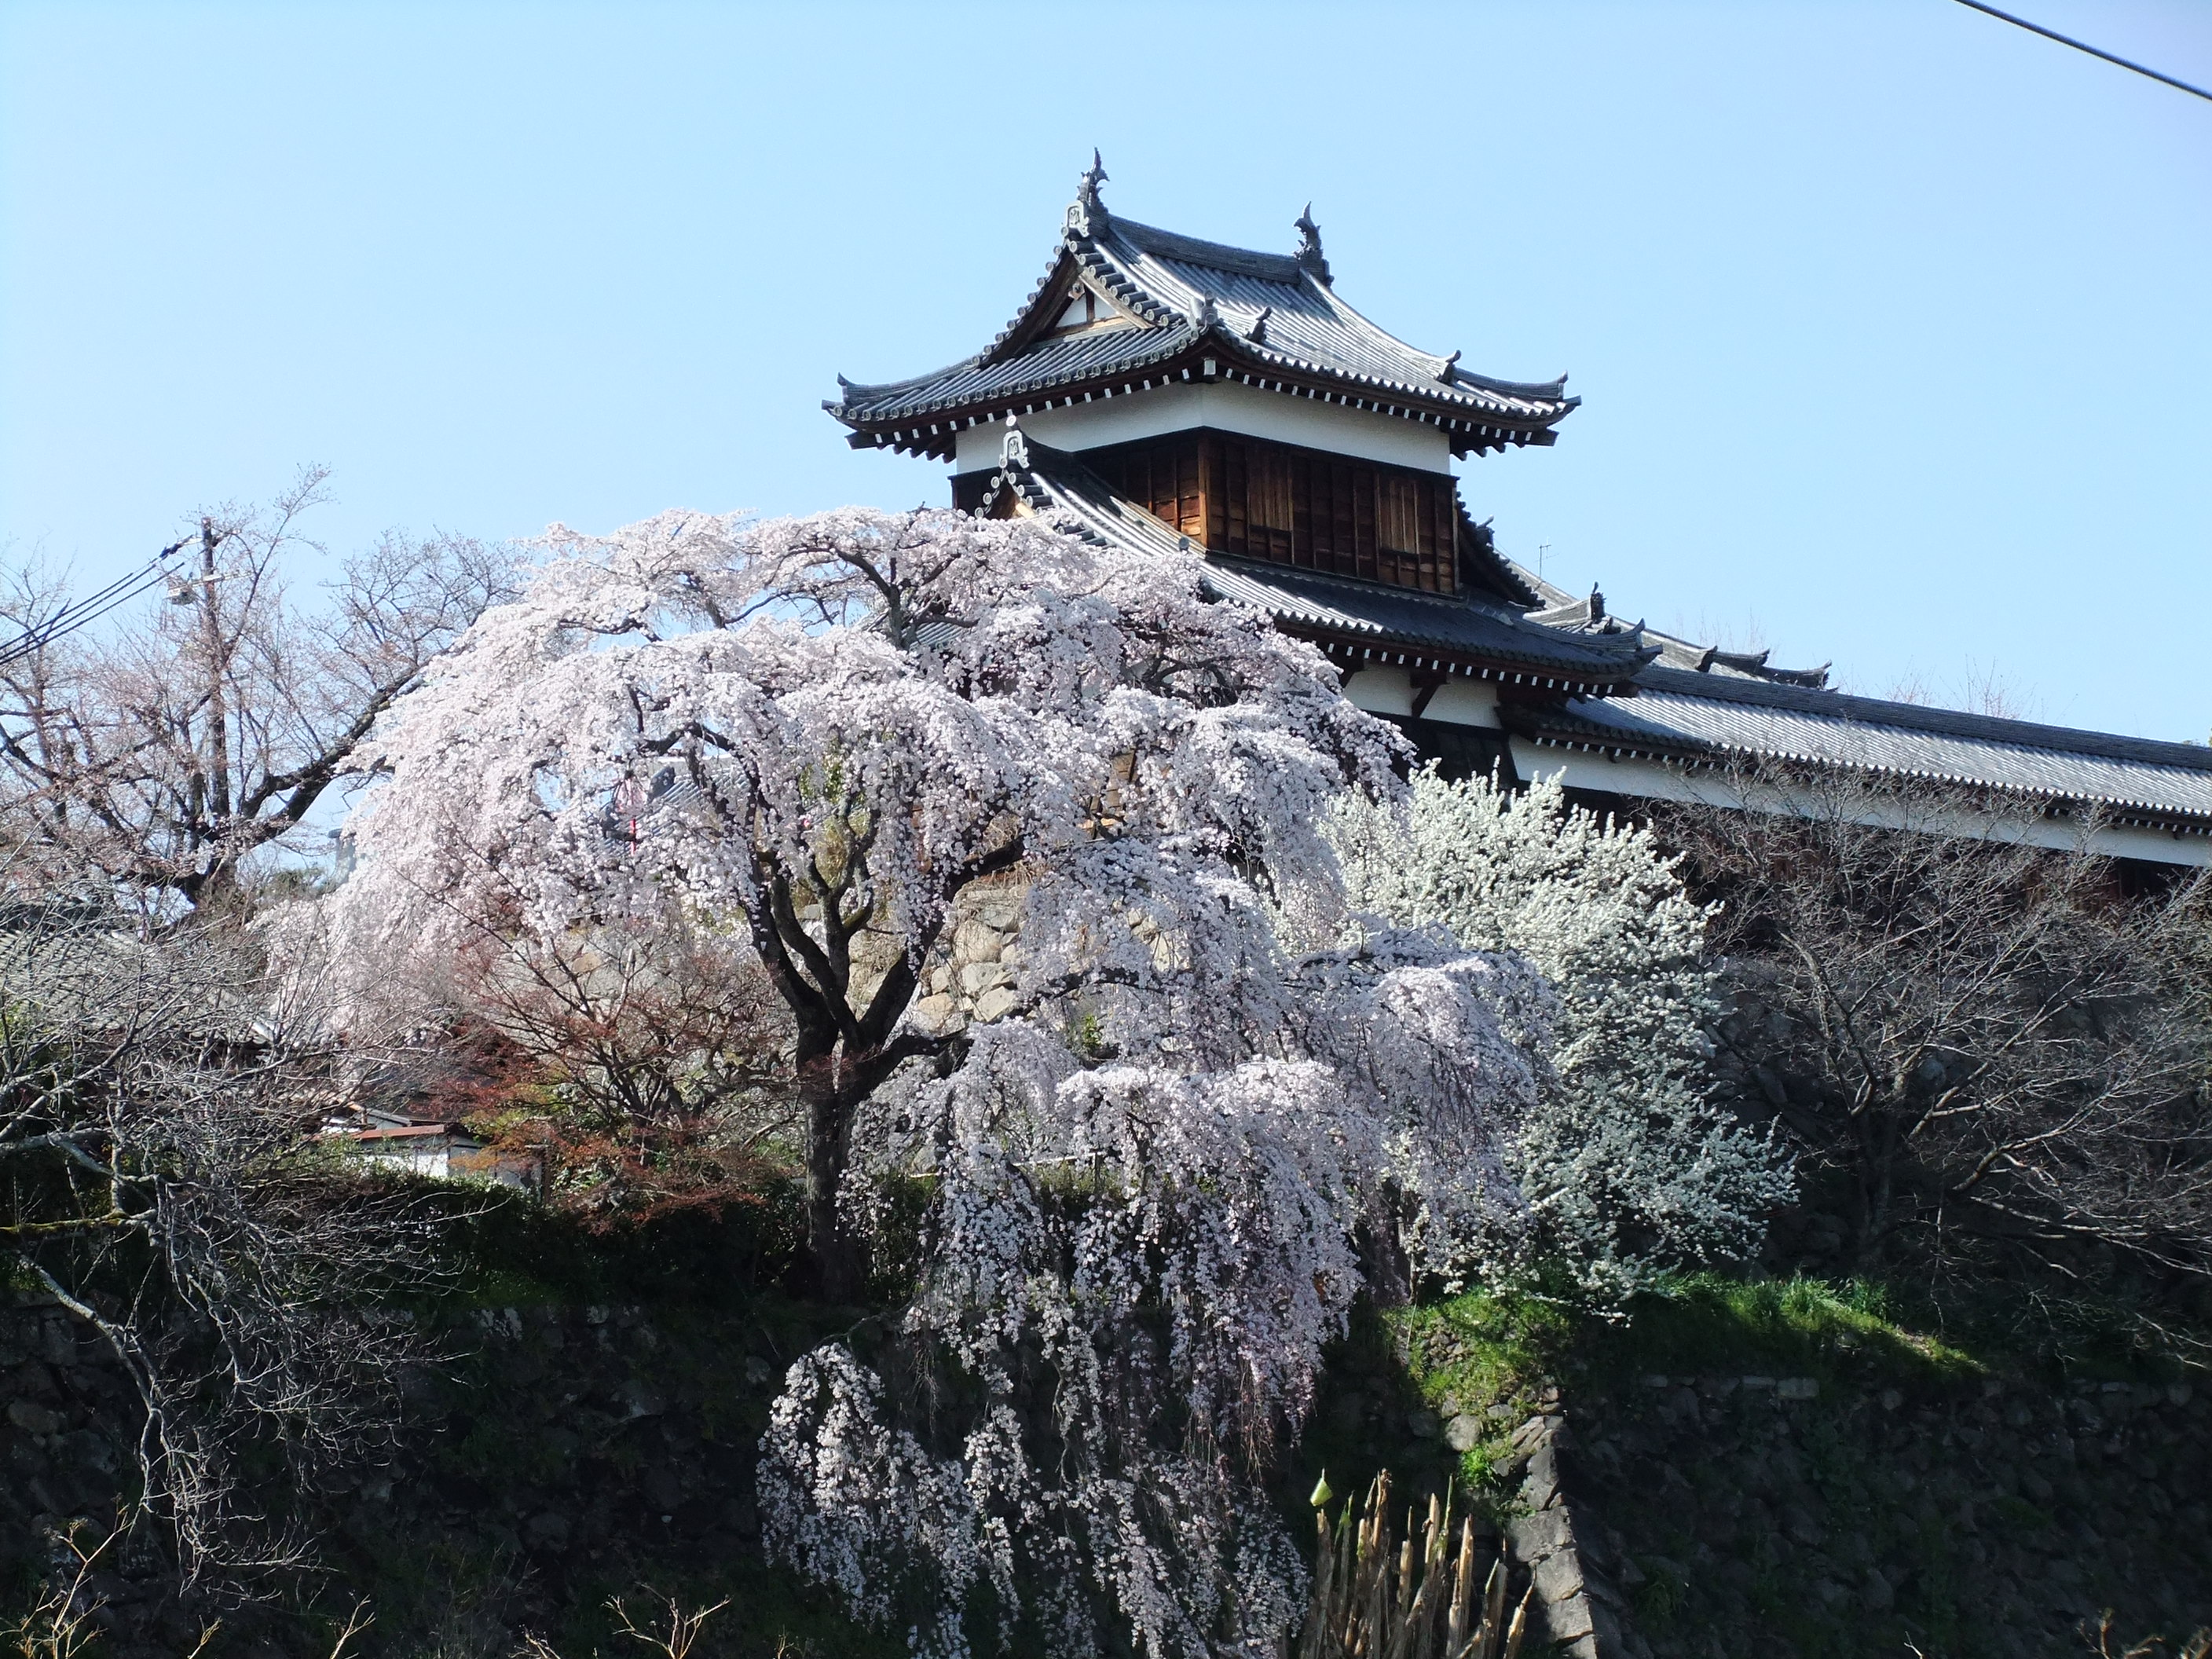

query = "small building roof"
[{"left": 829, "top": 158, "right": 1577, "bottom": 461}]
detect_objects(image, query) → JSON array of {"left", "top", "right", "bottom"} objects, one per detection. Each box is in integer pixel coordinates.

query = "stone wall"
[
  {"left": 1, "top": 1293, "right": 878, "bottom": 1658},
  {"left": 907, "top": 872, "right": 1028, "bottom": 1033},
  {"left": 1503, "top": 1408, "right": 1643, "bottom": 1659},
  {"left": 13, "top": 1291, "right": 2209, "bottom": 1658},
  {"left": 1560, "top": 1367, "right": 2211, "bottom": 1659},
  {"left": 2, "top": 1295, "right": 135, "bottom": 1556}
]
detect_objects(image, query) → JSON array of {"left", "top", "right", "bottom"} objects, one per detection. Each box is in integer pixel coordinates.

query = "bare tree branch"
[{"left": 0, "top": 471, "right": 514, "bottom": 913}]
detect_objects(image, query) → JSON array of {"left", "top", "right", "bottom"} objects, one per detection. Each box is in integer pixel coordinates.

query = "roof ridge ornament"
[
  {"left": 1437, "top": 349, "right": 1461, "bottom": 381},
  {"left": 1293, "top": 203, "right": 1331, "bottom": 286},
  {"left": 1192, "top": 293, "right": 1221, "bottom": 331},
  {"left": 1246, "top": 304, "right": 1272, "bottom": 344},
  {"left": 1067, "top": 149, "right": 1108, "bottom": 237}
]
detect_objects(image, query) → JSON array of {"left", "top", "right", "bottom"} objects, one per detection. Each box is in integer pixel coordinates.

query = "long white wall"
[{"left": 953, "top": 379, "right": 1454, "bottom": 475}]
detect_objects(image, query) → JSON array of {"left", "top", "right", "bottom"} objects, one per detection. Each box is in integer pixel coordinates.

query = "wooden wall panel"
[{"left": 1085, "top": 431, "right": 1456, "bottom": 594}]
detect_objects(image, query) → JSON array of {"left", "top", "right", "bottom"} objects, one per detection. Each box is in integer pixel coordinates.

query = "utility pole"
[{"left": 199, "top": 516, "right": 231, "bottom": 826}]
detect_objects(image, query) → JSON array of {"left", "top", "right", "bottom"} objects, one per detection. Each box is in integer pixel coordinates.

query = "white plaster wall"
[
  {"left": 1344, "top": 666, "right": 1415, "bottom": 717},
  {"left": 1343, "top": 672, "right": 1501, "bottom": 729},
  {"left": 1423, "top": 679, "right": 1502, "bottom": 729},
  {"left": 952, "top": 379, "right": 1453, "bottom": 475},
  {"left": 1509, "top": 743, "right": 2212, "bottom": 869}
]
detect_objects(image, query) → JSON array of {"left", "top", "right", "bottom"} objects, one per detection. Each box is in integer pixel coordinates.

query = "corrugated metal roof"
[{"left": 1538, "top": 667, "right": 2212, "bottom": 826}]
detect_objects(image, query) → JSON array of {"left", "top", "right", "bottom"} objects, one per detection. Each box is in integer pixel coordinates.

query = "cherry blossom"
[
  {"left": 298, "top": 506, "right": 1555, "bottom": 1655},
  {"left": 1332, "top": 767, "right": 1795, "bottom": 1291}
]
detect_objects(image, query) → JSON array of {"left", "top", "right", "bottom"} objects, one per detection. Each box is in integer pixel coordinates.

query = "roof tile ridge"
[
  {"left": 1093, "top": 216, "right": 1221, "bottom": 325},
  {"left": 1536, "top": 699, "right": 2212, "bottom": 820},
  {"left": 1445, "top": 364, "right": 1575, "bottom": 401},
  {"left": 1206, "top": 552, "right": 1481, "bottom": 610},
  {"left": 1453, "top": 490, "right": 1541, "bottom": 610},
  {"left": 1075, "top": 224, "right": 1181, "bottom": 326},
  {"left": 1286, "top": 275, "right": 1574, "bottom": 406},
  {"left": 1214, "top": 324, "right": 1569, "bottom": 418},
  {"left": 1019, "top": 445, "right": 1196, "bottom": 554},
  {"left": 1001, "top": 320, "right": 1206, "bottom": 397},
  {"left": 967, "top": 210, "right": 1183, "bottom": 371},
  {"left": 1106, "top": 214, "right": 1306, "bottom": 281},
  {"left": 1223, "top": 333, "right": 1505, "bottom": 408},
  {"left": 851, "top": 318, "right": 1214, "bottom": 426},
  {"left": 1207, "top": 554, "right": 1650, "bottom": 666},
  {"left": 973, "top": 234, "right": 1086, "bottom": 367}
]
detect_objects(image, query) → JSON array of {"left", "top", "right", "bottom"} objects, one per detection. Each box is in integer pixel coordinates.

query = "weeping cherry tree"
[{"left": 299, "top": 507, "right": 1558, "bottom": 1657}]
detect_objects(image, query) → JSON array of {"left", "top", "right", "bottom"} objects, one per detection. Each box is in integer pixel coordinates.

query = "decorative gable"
[{"left": 1042, "top": 280, "right": 1132, "bottom": 338}]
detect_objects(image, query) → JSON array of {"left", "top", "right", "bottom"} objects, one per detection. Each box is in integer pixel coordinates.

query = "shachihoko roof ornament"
[
  {"left": 1068, "top": 148, "right": 1108, "bottom": 236},
  {"left": 1293, "top": 203, "right": 1331, "bottom": 286}
]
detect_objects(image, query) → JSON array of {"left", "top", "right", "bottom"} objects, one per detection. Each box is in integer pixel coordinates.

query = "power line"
[
  {"left": 0, "top": 540, "right": 191, "bottom": 671},
  {"left": 1954, "top": 1, "right": 2212, "bottom": 104}
]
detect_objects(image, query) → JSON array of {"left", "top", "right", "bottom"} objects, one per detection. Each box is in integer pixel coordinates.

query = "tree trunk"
[{"left": 801, "top": 1071, "right": 862, "bottom": 1303}]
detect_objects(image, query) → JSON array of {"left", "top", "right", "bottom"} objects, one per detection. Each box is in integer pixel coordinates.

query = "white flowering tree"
[
  {"left": 1332, "top": 768, "right": 1793, "bottom": 1292},
  {"left": 300, "top": 506, "right": 1554, "bottom": 1656}
]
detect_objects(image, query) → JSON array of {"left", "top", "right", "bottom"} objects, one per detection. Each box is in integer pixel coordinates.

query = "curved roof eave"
[
  {"left": 1513, "top": 674, "right": 2212, "bottom": 832},
  {"left": 831, "top": 332, "right": 1574, "bottom": 438}
]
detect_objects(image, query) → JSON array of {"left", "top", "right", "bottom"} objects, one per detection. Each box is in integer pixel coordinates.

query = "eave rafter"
[
  {"left": 841, "top": 346, "right": 1568, "bottom": 463},
  {"left": 1299, "top": 630, "right": 1639, "bottom": 701}
]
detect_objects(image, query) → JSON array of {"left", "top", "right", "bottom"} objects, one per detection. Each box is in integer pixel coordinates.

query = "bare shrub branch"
[
  {"left": 1661, "top": 767, "right": 2212, "bottom": 1289},
  {"left": 1, "top": 878, "right": 453, "bottom": 1583}
]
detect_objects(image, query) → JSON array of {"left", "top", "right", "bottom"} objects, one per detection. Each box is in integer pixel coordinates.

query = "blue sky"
[{"left": 3, "top": 1, "right": 2207, "bottom": 740}]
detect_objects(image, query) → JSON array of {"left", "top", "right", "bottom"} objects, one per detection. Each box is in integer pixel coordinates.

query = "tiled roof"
[
  {"left": 1523, "top": 665, "right": 2212, "bottom": 830},
  {"left": 1520, "top": 574, "right": 1832, "bottom": 689},
  {"left": 982, "top": 438, "right": 1650, "bottom": 691},
  {"left": 828, "top": 170, "right": 1577, "bottom": 460},
  {"left": 1200, "top": 561, "right": 1654, "bottom": 689}
]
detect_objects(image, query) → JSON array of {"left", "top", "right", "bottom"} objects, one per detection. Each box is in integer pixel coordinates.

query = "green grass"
[
  {"left": 1578, "top": 1273, "right": 1983, "bottom": 1386},
  {"left": 1284, "top": 1271, "right": 1998, "bottom": 1545},
  {"left": 1339, "top": 1271, "right": 2207, "bottom": 1659},
  {"left": 1377, "top": 1271, "right": 1990, "bottom": 1470}
]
